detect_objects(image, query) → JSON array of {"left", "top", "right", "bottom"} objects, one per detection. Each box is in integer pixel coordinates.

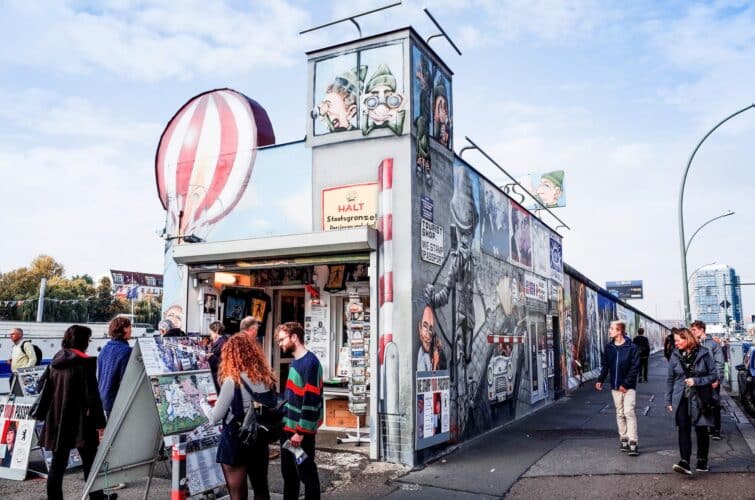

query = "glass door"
[{"left": 273, "top": 289, "right": 305, "bottom": 389}]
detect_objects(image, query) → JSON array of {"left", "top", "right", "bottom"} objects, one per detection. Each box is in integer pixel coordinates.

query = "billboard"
[{"left": 606, "top": 280, "right": 643, "bottom": 300}]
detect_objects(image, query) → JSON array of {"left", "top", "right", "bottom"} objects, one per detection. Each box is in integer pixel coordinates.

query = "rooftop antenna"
[
  {"left": 424, "top": 8, "right": 462, "bottom": 55},
  {"left": 299, "top": 1, "right": 403, "bottom": 39},
  {"left": 460, "top": 136, "right": 571, "bottom": 232}
]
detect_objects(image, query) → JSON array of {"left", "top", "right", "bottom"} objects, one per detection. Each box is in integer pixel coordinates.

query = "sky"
[{"left": 1, "top": 0, "right": 754, "bottom": 323}]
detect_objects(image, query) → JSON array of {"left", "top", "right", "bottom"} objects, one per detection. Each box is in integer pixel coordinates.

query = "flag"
[{"left": 127, "top": 285, "right": 139, "bottom": 300}]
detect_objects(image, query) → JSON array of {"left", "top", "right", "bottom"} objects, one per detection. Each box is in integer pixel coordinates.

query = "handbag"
[{"left": 682, "top": 358, "right": 718, "bottom": 416}]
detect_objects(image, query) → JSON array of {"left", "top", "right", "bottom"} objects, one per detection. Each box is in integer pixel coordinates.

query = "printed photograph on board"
[
  {"left": 141, "top": 336, "right": 212, "bottom": 376},
  {"left": 151, "top": 372, "right": 216, "bottom": 436}
]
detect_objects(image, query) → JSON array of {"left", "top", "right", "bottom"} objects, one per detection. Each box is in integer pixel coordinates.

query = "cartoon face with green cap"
[
  {"left": 535, "top": 170, "right": 564, "bottom": 207},
  {"left": 361, "top": 64, "right": 406, "bottom": 136}
]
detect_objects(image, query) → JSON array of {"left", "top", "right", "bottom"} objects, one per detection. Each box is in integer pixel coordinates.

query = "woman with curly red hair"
[{"left": 211, "top": 334, "right": 277, "bottom": 500}]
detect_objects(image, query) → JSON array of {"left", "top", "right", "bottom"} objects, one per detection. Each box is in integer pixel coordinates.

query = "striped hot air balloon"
[{"left": 155, "top": 88, "right": 275, "bottom": 238}]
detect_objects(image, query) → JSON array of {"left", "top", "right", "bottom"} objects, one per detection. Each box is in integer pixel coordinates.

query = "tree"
[{"left": 0, "top": 255, "right": 66, "bottom": 300}]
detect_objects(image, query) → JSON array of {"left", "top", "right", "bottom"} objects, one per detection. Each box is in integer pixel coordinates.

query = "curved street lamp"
[
  {"left": 685, "top": 210, "right": 734, "bottom": 255},
  {"left": 678, "top": 103, "right": 755, "bottom": 324},
  {"left": 687, "top": 261, "right": 717, "bottom": 286}
]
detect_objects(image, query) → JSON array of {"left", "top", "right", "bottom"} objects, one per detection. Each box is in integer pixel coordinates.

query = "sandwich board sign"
[{"left": 83, "top": 337, "right": 223, "bottom": 499}]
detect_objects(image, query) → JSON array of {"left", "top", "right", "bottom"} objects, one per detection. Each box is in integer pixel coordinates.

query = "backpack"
[
  {"left": 22, "top": 340, "right": 43, "bottom": 366},
  {"left": 233, "top": 380, "right": 285, "bottom": 446}
]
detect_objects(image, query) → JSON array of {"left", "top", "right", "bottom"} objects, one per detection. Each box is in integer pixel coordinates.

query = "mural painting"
[
  {"left": 412, "top": 45, "right": 453, "bottom": 190},
  {"left": 586, "top": 287, "right": 600, "bottom": 372},
  {"left": 314, "top": 43, "right": 405, "bottom": 137},
  {"left": 510, "top": 203, "right": 533, "bottom": 269},
  {"left": 531, "top": 221, "right": 550, "bottom": 278},
  {"left": 479, "top": 181, "right": 510, "bottom": 260},
  {"left": 413, "top": 151, "right": 560, "bottom": 449}
]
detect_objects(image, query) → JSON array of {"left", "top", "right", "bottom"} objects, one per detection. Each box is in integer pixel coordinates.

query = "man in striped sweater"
[{"left": 277, "top": 321, "right": 323, "bottom": 500}]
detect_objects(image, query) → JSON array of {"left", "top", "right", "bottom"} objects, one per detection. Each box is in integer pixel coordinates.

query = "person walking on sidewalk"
[
  {"left": 595, "top": 320, "right": 641, "bottom": 456},
  {"left": 633, "top": 328, "right": 651, "bottom": 382},
  {"left": 690, "top": 320, "right": 725, "bottom": 440},
  {"left": 664, "top": 328, "right": 677, "bottom": 361},
  {"left": 666, "top": 327, "right": 718, "bottom": 475},
  {"left": 277, "top": 321, "right": 323, "bottom": 500}
]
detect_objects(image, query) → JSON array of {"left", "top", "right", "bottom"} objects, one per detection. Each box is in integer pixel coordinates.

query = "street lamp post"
[
  {"left": 678, "top": 103, "right": 755, "bottom": 324},
  {"left": 681, "top": 211, "right": 734, "bottom": 321}
]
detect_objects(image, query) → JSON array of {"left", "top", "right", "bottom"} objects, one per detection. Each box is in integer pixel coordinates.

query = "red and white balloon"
[{"left": 155, "top": 88, "right": 275, "bottom": 238}]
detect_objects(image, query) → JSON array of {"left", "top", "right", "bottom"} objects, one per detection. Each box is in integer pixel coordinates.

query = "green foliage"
[{"left": 0, "top": 256, "right": 162, "bottom": 326}]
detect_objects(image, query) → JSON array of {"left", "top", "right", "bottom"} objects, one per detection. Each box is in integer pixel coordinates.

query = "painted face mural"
[
  {"left": 361, "top": 64, "right": 405, "bottom": 136},
  {"left": 317, "top": 67, "right": 364, "bottom": 132},
  {"left": 534, "top": 170, "right": 564, "bottom": 208},
  {"left": 433, "top": 75, "right": 451, "bottom": 148},
  {"left": 417, "top": 304, "right": 447, "bottom": 372}
]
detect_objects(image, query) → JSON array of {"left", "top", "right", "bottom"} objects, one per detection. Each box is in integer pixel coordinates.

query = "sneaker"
[
  {"left": 673, "top": 460, "right": 692, "bottom": 475},
  {"left": 628, "top": 442, "right": 639, "bottom": 456},
  {"left": 696, "top": 459, "right": 709, "bottom": 472},
  {"left": 710, "top": 430, "right": 722, "bottom": 441},
  {"left": 620, "top": 439, "right": 630, "bottom": 452}
]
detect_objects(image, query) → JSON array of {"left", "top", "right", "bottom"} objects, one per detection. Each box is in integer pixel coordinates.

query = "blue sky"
[{"left": 1, "top": 0, "right": 754, "bottom": 322}]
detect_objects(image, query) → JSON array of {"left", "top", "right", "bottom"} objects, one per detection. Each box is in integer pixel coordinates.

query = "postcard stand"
[{"left": 339, "top": 296, "right": 370, "bottom": 446}]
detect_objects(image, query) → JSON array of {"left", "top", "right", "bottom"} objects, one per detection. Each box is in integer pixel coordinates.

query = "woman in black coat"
[{"left": 34, "top": 325, "right": 109, "bottom": 500}]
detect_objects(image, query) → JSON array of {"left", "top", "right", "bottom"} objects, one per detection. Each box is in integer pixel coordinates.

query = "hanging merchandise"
[{"left": 346, "top": 295, "right": 369, "bottom": 415}]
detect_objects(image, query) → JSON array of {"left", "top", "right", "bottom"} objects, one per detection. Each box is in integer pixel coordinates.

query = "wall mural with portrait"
[
  {"left": 411, "top": 44, "right": 453, "bottom": 190},
  {"left": 313, "top": 43, "right": 405, "bottom": 137},
  {"left": 411, "top": 150, "right": 557, "bottom": 453}
]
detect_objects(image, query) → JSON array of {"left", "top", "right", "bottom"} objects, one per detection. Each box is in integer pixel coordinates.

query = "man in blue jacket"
[{"left": 596, "top": 320, "right": 641, "bottom": 456}]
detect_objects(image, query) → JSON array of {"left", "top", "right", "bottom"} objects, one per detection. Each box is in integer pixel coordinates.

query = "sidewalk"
[{"left": 386, "top": 354, "right": 755, "bottom": 499}]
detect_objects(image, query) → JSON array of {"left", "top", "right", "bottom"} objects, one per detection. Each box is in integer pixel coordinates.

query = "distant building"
[
  {"left": 110, "top": 270, "right": 163, "bottom": 301},
  {"left": 690, "top": 264, "right": 743, "bottom": 330}
]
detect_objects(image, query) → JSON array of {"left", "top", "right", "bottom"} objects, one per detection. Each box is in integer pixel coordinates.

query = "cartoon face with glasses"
[{"left": 361, "top": 64, "right": 406, "bottom": 136}]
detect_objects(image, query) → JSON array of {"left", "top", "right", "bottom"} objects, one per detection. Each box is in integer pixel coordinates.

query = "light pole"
[
  {"left": 678, "top": 103, "right": 755, "bottom": 324},
  {"left": 687, "top": 261, "right": 716, "bottom": 286},
  {"left": 682, "top": 211, "right": 734, "bottom": 321}
]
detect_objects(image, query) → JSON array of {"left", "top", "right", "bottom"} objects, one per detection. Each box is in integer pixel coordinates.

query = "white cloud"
[{"left": 0, "top": 0, "right": 313, "bottom": 82}]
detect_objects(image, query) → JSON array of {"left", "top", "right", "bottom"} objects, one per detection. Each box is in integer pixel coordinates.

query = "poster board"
[
  {"left": 0, "top": 396, "right": 37, "bottom": 480},
  {"left": 140, "top": 335, "right": 211, "bottom": 376},
  {"left": 84, "top": 339, "right": 224, "bottom": 498},
  {"left": 83, "top": 342, "right": 164, "bottom": 495},
  {"left": 12, "top": 366, "right": 47, "bottom": 397},
  {"left": 415, "top": 371, "right": 450, "bottom": 450}
]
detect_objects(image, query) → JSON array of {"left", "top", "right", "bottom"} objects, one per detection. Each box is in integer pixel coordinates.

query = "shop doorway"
[{"left": 273, "top": 289, "right": 305, "bottom": 389}]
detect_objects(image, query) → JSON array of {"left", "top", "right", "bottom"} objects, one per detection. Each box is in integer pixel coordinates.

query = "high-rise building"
[{"left": 690, "top": 264, "right": 743, "bottom": 330}]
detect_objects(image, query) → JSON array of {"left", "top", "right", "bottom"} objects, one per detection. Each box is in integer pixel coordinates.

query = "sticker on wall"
[
  {"left": 420, "top": 195, "right": 434, "bottom": 222},
  {"left": 420, "top": 219, "right": 444, "bottom": 266},
  {"left": 524, "top": 273, "right": 547, "bottom": 302}
]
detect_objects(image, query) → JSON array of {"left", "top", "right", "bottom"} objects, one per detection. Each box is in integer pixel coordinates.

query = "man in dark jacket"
[
  {"left": 633, "top": 328, "right": 651, "bottom": 382},
  {"left": 596, "top": 320, "right": 641, "bottom": 456}
]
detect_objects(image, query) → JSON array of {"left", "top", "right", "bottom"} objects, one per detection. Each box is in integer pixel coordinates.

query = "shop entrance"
[{"left": 273, "top": 289, "right": 305, "bottom": 389}]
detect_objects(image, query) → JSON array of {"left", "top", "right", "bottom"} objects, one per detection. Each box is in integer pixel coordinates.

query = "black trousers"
[
  {"left": 281, "top": 432, "right": 320, "bottom": 500},
  {"left": 676, "top": 396, "right": 709, "bottom": 462},
  {"left": 639, "top": 356, "right": 649, "bottom": 381},
  {"left": 47, "top": 444, "right": 105, "bottom": 500}
]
